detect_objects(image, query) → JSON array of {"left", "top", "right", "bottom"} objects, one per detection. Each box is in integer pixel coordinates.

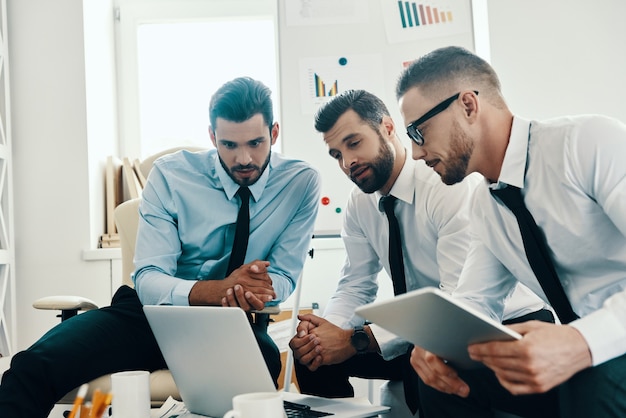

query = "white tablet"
[{"left": 354, "top": 287, "right": 522, "bottom": 369}]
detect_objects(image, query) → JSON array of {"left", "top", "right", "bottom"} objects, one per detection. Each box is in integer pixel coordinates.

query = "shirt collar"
[
  {"left": 490, "top": 116, "right": 530, "bottom": 191},
  {"left": 214, "top": 152, "right": 272, "bottom": 202},
  {"left": 377, "top": 152, "right": 415, "bottom": 211}
]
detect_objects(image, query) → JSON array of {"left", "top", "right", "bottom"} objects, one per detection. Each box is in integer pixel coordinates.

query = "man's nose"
[
  {"left": 341, "top": 153, "right": 357, "bottom": 170},
  {"left": 411, "top": 143, "right": 426, "bottom": 160},
  {"left": 236, "top": 148, "right": 252, "bottom": 165}
]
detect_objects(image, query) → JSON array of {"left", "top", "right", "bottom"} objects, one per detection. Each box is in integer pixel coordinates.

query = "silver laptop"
[
  {"left": 143, "top": 305, "right": 389, "bottom": 418},
  {"left": 355, "top": 287, "right": 522, "bottom": 369}
]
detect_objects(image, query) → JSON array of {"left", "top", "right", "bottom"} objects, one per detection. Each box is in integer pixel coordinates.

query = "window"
[{"left": 116, "top": 0, "right": 280, "bottom": 159}]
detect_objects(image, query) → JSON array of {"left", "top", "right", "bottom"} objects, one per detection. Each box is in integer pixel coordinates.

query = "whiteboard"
[{"left": 276, "top": 0, "right": 476, "bottom": 235}]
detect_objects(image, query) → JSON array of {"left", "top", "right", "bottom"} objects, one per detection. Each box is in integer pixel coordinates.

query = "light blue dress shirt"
[
  {"left": 133, "top": 149, "right": 321, "bottom": 307},
  {"left": 454, "top": 115, "right": 626, "bottom": 366}
]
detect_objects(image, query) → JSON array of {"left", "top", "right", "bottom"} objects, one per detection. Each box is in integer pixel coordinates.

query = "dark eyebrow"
[
  {"left": 218, "top": 136, "right": 266, "bottom": 145},
  {"left": 341, "top": 133, "right": 359, "bottom": 143}
]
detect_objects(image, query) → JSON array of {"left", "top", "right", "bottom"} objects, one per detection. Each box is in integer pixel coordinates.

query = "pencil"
[
  {"left": 67, "top": 383, "right": 89, "bottom": 418},
  {"left": 94, "top": 393, "right": 113, "bottom": 418},
  {"left": 88, "top": 389, "right": 103, "bottom": 418},
  {"left": 79, "top": 402, "right": 91, "bottom": 418}
]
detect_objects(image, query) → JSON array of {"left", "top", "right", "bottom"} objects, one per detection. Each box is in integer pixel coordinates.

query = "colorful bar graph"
[
  {"left": 314, "top": 73, "right": 338, "bottom": 97},
  {"left": 327, "top": 81, "right": 338, "bottom": 97},
  {"left": 314, "top": 73, "right": 325, "bottom": 97},
  {"left": 412, "top": 3, "right": 420, "bottom": 26},
  {"left": 396, "top": 1, "right": 454, "bottom": 29}
]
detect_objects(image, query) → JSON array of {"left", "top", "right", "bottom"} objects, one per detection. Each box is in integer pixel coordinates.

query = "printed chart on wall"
[
  {"left": 381, "top": 0, "right": 472, "bottom": 44},
  {"left": 299, "top": 54, "right": 385, "bottom": 114}
]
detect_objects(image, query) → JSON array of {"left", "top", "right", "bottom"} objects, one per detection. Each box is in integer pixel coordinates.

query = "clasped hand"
[
  {"left": 288, "top": 314, "right": 354, "bottom": 371},
  {"left": 221, "top": 260, "right": 276, "bottom": 311},
  {"left": 188, "top": 260, "right": 275, "bottom": 311}
]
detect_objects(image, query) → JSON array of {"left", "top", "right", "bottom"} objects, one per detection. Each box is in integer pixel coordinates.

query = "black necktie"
[
  {"left": 382, "top": 196, "right": 418, "bottom": 414},
  {"left": 491, "top": 186, "right": 578, "bottom": 324},
  {"left": 382, "top": 195, "right": 407, "bottom": 296},
  {"left": 226, "top": 186, "right": 250, "bottom": 276}
]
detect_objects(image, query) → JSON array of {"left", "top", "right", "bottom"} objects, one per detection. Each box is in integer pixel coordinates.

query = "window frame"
[{"left": 114, "top": 0, "right": 281, "bottom": 159}]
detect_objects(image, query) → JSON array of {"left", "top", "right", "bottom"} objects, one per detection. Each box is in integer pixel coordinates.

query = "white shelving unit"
[{"left": 0, "top": 0, "right": 16, "bottom": 357}]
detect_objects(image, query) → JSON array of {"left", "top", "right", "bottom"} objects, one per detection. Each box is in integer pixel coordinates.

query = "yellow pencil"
[
  {"left": 94, "top": 393, "right": 113, "bottom": 418},
  {"left": 89, "top": 389, "right": 103, "bottom": 418},
  {"left": 67, "top": 383, "right": 89, "bottom": 418},
  {"left": 79, "top": 402, "right": 91, "bottom": 418}
]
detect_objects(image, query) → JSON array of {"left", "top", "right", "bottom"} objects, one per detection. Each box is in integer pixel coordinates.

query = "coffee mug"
[
  {"left": 222, "top": 392, "right": 284, "bottom": 418},
  {"left": 110, "top": 370, "right": 151, "bottom": 418}
]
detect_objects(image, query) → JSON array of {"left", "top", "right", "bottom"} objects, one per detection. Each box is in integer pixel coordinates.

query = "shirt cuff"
[
  {"left": 570, "top": 307, "right": 626, "bottom": 366},
  {"left": 171, "top": 280, "right": 196, "bottom": 306},
  {"left": 323, "top": 313, "right": 352, "bottom": 329},
  {"left": 369, "top": 323, "right": 411, "bottom": 360}
]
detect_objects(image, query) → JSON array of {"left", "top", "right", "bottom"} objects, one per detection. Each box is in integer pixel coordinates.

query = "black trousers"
[
  {"left": 294, "top": 350, "right": 411, "bottom": 397},
  {"left": 420, "top": 354, "right": 626, "bottom": 418},
  {"left": 294, "top": 309, "right": 554, "bottom": 417},
  {"left": 418, "top": 308, "right": 626, "bottom": 418},
  {"left": 0, "top": 286, "right": 281, "bottom": 418}
]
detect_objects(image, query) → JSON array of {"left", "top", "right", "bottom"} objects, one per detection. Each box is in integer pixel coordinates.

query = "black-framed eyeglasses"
[{"left": 406, "top": 91, "right": 479, "bottom": 146}]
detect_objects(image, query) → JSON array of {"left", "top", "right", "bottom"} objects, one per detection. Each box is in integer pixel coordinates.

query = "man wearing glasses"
[
  {"left": 397, "top": 45, "right": 626, "bottom": 417},
  {"left": 289, "top": 89, "right": 549, "bottom": 416}
]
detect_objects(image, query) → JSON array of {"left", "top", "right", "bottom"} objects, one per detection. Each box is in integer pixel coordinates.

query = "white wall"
[
  {"left": 8, "top": 0, "right": 114, "bottom": 349},
  {"left": 7, "top": 0, "right": 626, "bottom": 351},
  {"left": 487, "top": 0, "right": 626, "bottom": 123},
  {"left": 277, "top": 0, "right": 476, "bottom": 235}
]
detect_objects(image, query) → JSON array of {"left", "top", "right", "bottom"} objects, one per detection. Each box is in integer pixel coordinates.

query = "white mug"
[
  {"left": 110, "top": 370, "right": 151, "bottom": 418},
  {"left": 222, "top": 392, "right": 285, "bottom": 418}
]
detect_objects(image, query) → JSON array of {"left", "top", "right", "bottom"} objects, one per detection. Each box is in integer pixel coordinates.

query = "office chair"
[
  {"left": 27, "top": 197, "right": 180, "bottom": 406},
  {"left": 31, "top": 146, "right": 285, "bottom": 405},
  {"left": 30, "top": 147, "right": 205, "bottom": 406}
]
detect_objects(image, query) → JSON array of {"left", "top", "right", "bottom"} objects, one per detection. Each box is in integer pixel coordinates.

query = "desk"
[{"left": 149, "top": 394, "right": 388, "bottom": 418}]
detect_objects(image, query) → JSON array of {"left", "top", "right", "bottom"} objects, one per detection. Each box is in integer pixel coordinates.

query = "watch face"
[{"left": 351, "top": 329, "right": 369, "bottom": 352}]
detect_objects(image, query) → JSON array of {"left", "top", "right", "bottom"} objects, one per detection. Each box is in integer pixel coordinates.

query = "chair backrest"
[
  {"left": 114, "top": 198, "right": 141, "bottom": 287},
  {"left": 138, "top": 146, "right": 205, "bottom": 179},
  {"left": 114, "top": 146, "right": 207, "bottom": 287}
]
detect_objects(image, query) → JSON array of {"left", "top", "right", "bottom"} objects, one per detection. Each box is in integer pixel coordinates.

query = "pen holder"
[{"left": 110, "top": 370, "right": 150, "bottom": 418}]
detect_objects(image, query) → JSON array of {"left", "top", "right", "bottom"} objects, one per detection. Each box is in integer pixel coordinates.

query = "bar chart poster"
[
  {"left": 299, "top": 54, "right": 384, "bottom": 114},
  {"left": 381, "top": 0, "right": 472, "bottom": 44}
]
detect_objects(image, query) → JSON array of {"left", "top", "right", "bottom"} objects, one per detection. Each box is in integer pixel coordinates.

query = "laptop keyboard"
[{"left": 284, "top": 400, "right": 334, "bottom": 417}]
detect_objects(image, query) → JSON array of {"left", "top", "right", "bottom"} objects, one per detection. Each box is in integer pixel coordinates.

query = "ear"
[
  {"left": 270, "top": 122, "right": 279, "bottom": 145},
  {"left": 381, "top": 115, "right": 396, "bottom": 139},
  {"left": 461, "top": 91, "right": 479, "bottom": 122},
  {"left": 208, "top": 126, "right": 217, "bottom": 148}
]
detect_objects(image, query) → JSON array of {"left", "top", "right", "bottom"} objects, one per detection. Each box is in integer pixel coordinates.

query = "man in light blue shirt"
[
  {"left": 0, "top": 77, "right": 321, "bottom": 418},
  {"left": 134, "top": 137, "right": 319, "bottom": 309}
]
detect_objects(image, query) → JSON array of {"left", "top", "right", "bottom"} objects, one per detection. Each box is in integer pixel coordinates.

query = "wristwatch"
[{"left": 350, "top": 325, "right": 370, "bottom": 354}]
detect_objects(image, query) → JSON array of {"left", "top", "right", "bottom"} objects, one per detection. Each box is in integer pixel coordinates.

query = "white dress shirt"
[
  {"left": 453, "top": 115, "right": 626, "bottom": 366},
  {"left": 324, "top": 155, "right": 546, "bottom": 359}
]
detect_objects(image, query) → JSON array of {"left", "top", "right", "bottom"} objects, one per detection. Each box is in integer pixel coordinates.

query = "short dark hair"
[
  {"left": 314, "top": 89, "right": 390, "bottom": 134},
  {"left": 396, "top": 46, "right": 502, "bottom": 101},
  {"left": 209, "top": 77, "right": 274, "bottom": 131}
]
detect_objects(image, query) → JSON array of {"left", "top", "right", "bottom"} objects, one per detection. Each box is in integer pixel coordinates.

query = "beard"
[
  {"left": 439, "top": 120, "right": 473, "bottom": 185},
  {"left": 349, "top": 134, "right": 394, "bottom": 194},
  {"left": 219, "top": 150, "right": 271, "bottom": 186}
]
